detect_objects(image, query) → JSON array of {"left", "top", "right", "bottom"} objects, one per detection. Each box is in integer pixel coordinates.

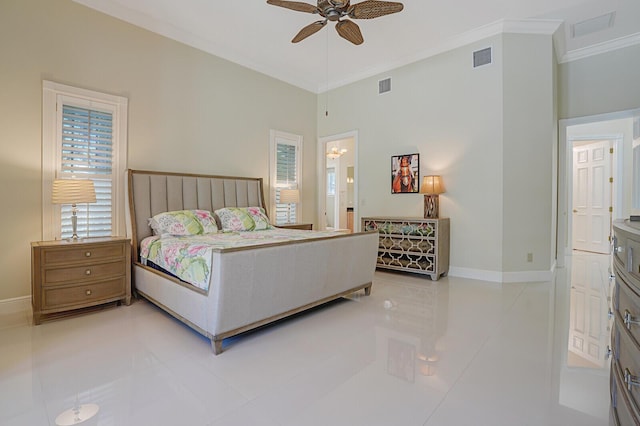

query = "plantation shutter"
[
  {"left": 59, "top": 105, "right": 113, "bottom": 238},
  {"left": 274, "top": 141, "right": 298, "bottom": 225}
]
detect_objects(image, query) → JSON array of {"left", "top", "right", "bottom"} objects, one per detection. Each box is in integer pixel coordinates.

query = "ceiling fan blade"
[
  {"left": 266, "top": 0, "right": 319, "bottom": 14},
  {"left": 292, "top": 20, "right": 327, "bottom": 43},
  {"left": 348, "top": 0, "right": 403, "bottom": 19},
  {"left": 335, "top": 20, "right": 363, "bottom": 45}
]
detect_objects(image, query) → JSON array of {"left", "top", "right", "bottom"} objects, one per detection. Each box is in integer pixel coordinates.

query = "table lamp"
[
  {"left": 279, "top": 189, "right": 300, "bottom": 224},
  {"left": 419, "top": 175, "right": 445, "bottom": 218},
  {"left": 52, "top": 179, "right": 97, "bottom": 240}
]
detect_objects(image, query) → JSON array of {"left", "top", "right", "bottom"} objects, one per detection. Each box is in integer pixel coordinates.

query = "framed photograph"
[{"left": 391, "top": 153, "right": 419, "bottom": 193}]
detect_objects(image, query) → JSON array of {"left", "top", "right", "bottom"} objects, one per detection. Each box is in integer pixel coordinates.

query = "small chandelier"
[{"left": 326, "top": 147, "right": 347, "bottom": 159}]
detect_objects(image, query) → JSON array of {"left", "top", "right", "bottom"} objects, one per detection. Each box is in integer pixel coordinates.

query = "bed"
[{"left": 127, "top": 169, "right": 379, "bottom": 354}]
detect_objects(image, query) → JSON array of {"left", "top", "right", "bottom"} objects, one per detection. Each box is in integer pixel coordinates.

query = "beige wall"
[
  {"left": 319, "top": 33, "right": 559, "bottom": 279},
  {"left": 558, "top": 44, "right": 640, "bottom": 120},
  {"left": 502, "top": 33, "right": 556, "bottom": 273},
  {"left": 318, "top": 36, "right": 507, "bottom": 275},
  {"left": 0, "top": 0, "right": 317, "bottom": 300}
]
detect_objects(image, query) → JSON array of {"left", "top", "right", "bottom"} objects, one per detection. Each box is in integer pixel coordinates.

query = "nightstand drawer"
[
  {"left": 42, "top": 277, "right": 126, "bottom": 310},
  {"left": 43, "top": 260, "right": 126, "bottom": 285},
  {"left": 43, "top": 243, "right": 125, "bottom": 264}
]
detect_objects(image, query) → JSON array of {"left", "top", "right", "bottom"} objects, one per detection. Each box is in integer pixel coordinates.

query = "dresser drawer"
[
  {"left": 614, "top": 319, "right": 640, "bottom": 417},
  {"left": 615, "top": 273, "right": 640, "bottom": 346},
  {"left": 611, "top": 359, "right": 640, "bottom": 426},
  {"left": 42, "top": 277, "right": 126, "bottom": 311},
  {"left": 43, "top": 243, "right": 125, "bottom": 265},
  {"left": 43, "top": 260, "right": 126, "bottom": 285}
]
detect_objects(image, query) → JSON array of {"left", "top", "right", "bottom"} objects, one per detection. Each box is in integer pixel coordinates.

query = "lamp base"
[{"left": 423, "top": 195, "right": 439, "bottom": 218}]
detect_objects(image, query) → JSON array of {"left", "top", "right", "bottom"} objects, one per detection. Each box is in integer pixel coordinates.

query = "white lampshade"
[
  {"left": 52, "top": 179, "right": 96, "bottom": 205},
  {"left": 419, "top": 176, "right": 446, "bottom": 195},
  {"left": 280, "top": 189, "right": 300, "bottom": 204}
]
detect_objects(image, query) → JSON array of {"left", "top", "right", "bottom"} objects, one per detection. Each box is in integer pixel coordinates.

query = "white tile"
[{"left": 0, "top": 253, "right": 610, "bottom": 425}]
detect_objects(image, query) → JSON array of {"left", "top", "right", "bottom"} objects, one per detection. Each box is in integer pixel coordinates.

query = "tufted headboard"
[{"left": 127, "top": 169, "right": 266, "bottom": 262}]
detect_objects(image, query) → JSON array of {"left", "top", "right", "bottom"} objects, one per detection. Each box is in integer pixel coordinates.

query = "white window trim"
[
  {"left": 42, "top": 80, "right": 128, "bottom": 240},
  {"left": 269, "top": 129, "right": 303, "bottom": 224}
]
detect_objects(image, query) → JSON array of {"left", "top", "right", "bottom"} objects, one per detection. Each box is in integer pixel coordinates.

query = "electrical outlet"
[{"left": 527, "top": 253, "right": 533, "bottom": 263}]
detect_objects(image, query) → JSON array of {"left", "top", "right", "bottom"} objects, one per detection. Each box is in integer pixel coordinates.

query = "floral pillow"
[
  {"left": 149, "top": 210, "right": 205, "bottom": 236},
  {"left": 215, "top": 207, "right": 272, "bottom": 232},
  {"left": 245, "top": 207, "right": 271, "bottom": 231},
  {"left": 192, "top": 210, "right": 218, "bottom": 234}
]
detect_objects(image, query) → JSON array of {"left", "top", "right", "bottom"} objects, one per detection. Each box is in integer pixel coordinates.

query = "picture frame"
[{"left": 391, "top": 153, "right": 419, "bottom": 193}]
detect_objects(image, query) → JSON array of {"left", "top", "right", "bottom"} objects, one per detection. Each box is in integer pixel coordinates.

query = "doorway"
[
  {"left": 318, "top": 131, "right": 358, "bottom": 231},
  {"left": 558, "top": 110, "right": 639, "bottom": 266}
]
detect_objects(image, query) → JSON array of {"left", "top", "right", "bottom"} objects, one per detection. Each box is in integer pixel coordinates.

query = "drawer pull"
[
  {"left": 85, "top": 251, "right": 91, "bottom": 257},
  {"left": 605, "top": 346, "right": 612, "bottom": 360},
  {"left": 624, "top": 309, "right": 640, "bottom": 329},
  {"left": 86, "top": 289, "right": 92, "bottom": 296},
  {"left": 616, "top": 246, "right": 625, "bottom": 254},
  {"left": 624, "top": 368, "right": 640, "bottom": 391},
  {"left": 608, "top": 309, "right": 614, "bottom": 320},
  {"left": 629, "top": 247, "right": 634, "bottom": 273},
  {"left": 85, "top": 269, "right": 92, "bottom": 275}
]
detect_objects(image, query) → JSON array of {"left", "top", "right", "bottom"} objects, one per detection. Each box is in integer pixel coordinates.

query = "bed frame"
[{"left": 127, "top": 169, "right": 378, "bottom": 354}]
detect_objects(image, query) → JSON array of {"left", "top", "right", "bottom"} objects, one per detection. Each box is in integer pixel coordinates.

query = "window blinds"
[
  {"left": 60, "top": 105, "right": 113, "bottom": 238},
  {"left": 274, "top": 142, "right": 298, "bottom": 225}
]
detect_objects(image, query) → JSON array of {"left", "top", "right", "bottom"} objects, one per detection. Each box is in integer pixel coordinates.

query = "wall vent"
[
  {"left": 571, "top": 12, "right": 615, "bottom": 38},
  {"left": 378, "top": 77, "right": 391, "bottom": 94},
  {"left": 473, "top": 47, "right": 492, "bottom": 68}
]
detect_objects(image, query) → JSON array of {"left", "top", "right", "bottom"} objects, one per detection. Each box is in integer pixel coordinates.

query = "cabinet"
[
  {"left": 361, "top": 217, "right": 449, "bottom": 280},
  {"left": 610, "top": 220, "right": 640, "bottom": 425},
  {"left": 31, "top": 237, "right": 131, "bottom": 325}
]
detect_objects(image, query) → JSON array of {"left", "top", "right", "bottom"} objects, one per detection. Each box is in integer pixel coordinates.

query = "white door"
[{"left": 572, "top": 141, "right": 612, "bottom": 254}]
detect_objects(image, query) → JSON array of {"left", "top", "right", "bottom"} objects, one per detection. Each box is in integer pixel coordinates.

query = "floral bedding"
[{"left": 140, "top": 229, "right": 342, "bottom": 291}]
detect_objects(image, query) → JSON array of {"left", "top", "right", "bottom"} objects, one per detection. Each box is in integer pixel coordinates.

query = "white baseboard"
[
  {"left": 0, "top": 296, "right": 31, "bottom": 316},
  {"left": 449, "top": 261, "right": 556, "bottom": 283}
]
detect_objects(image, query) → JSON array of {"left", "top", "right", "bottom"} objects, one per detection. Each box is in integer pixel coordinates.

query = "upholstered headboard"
[{"left": 127, "top": 169, "right": 266, "bottom": 262}]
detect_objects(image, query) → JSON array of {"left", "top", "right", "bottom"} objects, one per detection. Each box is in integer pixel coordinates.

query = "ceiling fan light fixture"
[{"left": 327, "top": 147, "right": 347, "bottom": 159}]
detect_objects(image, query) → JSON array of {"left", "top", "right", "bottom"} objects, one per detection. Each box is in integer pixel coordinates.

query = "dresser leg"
[
  {"left": 364, "top": 285, "right": 372, "bottom": 296},
  {"left": 33, "top": 313, "right": 41, "bottom": 325}
]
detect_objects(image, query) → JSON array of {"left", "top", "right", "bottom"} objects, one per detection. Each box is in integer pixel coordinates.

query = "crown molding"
[{"left": 560, "top": 32, "right": 640, "bottom": 63}]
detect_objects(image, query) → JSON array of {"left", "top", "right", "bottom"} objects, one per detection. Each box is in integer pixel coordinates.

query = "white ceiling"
[{"left": 72, "top": 0, "right": 640, "bottom": 93}]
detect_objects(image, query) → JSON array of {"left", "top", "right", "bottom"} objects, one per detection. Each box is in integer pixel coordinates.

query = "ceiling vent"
[
  {"left": 378, "top": 77, "right": 391, "bottom": 95},
  {"left": 473, "top": 47, "right": 492, "bottom": 68},
  {"left": 571, "top": 12, "right": 615, "bottom": 38}
]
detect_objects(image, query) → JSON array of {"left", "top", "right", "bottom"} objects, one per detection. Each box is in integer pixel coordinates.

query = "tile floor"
[{"left": 0, "top": 253, "right": 612, "bottom": 426}]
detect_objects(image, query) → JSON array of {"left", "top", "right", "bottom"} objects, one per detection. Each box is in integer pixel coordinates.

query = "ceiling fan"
[{"left": 266, "top": 0, "right": 404, "bottom": 45}]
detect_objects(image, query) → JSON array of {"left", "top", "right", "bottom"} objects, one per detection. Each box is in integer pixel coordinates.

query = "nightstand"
[
  {"left": 31, "top": 236, "right": 131, "bottom": 325},
  {"left": 276, "top": 223, "right": 313, "bottom": 230}
]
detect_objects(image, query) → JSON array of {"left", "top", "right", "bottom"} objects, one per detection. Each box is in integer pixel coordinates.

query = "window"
[
  {"left": 42, "top": 81, "right": 128, "bottom": 240},
  {"left": 269, "top": 130, "right": 302, "bottom": 225}
]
